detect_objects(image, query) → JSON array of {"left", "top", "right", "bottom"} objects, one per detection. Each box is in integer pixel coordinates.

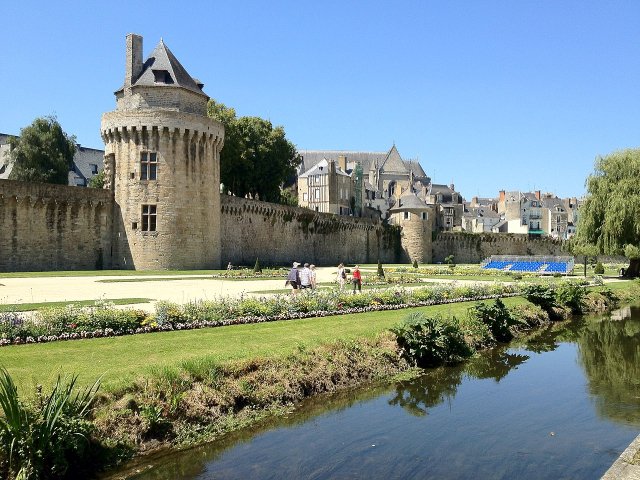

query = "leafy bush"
[
  {"left": 555, "top": 282, "right": 586, "bottom": 314},
  {"left": 469, "top": 299, "right": 519, "bottom": 343},
  {"left": 412, "top": 259, "right": 419, "bottom": 269},
  {"left": 390, "top": 313, "right": 473, "bottom": 367},
  {"left": 594, "top": 262, "right": 605, "bottom": 275},
  {"left": 523, "top": 284, "right": 556, "bottom": 311}
]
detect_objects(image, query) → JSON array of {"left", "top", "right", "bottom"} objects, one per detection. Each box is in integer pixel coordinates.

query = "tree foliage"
[
  {"left": 8, "top": 116, "right": 76, "bottom": 185},
  {"left": 88, "top": 169, "right": 105, "bottom": 188},
  {"left": 576, "top": 149, "right": 640, "bottom": 277},
  {"left": 207, "top": 100, "right": 300, "bottom": 203}
]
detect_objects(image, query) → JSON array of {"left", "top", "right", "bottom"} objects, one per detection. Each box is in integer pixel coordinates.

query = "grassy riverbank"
[{"left": 1, "top": 280, "right": 638, "bottom": 478}]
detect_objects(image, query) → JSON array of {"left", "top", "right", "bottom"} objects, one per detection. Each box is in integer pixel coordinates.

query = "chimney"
[
  {"left": 499, "top": 190, "right": 505, "bottom": 202},
  {"left": 338, "top": 155, "right": 347, "bottom": 172},
  {"left": 535, "top": 190, "right": 541, "bottom": 200},
  {"left": 125, "top": 33, "right": 143, "bottom": 89}
]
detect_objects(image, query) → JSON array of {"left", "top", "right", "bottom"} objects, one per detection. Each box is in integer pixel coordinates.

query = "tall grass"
[{"left": 0, "top": 368, "right": 101, "bottom": 479}]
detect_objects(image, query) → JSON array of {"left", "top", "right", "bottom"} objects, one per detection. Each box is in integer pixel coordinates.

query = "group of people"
[
  {"left": 286, "top": 262, "right": 362, "bottom": 294},
  {"left": 336, "top": 263, "right": 362, "bottom": 293},
  {"left": 285, "top": 262, "right": 317, "bottom": 293}
]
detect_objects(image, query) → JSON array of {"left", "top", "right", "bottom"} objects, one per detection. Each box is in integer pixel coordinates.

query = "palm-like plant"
[{"left": 0, "top": 368, "right": 101, "bottom": 479}]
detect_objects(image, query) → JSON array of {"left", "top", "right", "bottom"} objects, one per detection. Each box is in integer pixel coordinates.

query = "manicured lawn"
[
  {"left": 0, "top": 298, "right": 152, "bottom": 312},
  {"left": 1, "top": 297, "right": 529, "bottom": 393},
  {"left": 0, "top": 270, "right": 227, "bottom": 278}
]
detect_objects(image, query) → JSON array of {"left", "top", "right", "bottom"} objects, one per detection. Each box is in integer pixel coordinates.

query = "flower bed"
[
  {"left": 210, "top": 268, "right": 287, "bottom": 279},
  {"left": 1, "top": 281, "right": 590, "bottom": 347}
]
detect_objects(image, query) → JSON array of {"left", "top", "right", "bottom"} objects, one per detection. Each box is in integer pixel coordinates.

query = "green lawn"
[
  {"left": 1, "top": 297, "right": 529, "bottom": 393},
  {"left": 0, "top": 298, "right": 152, "bottom": 312}
]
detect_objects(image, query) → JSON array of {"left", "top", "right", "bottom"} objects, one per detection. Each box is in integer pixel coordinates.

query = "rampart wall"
[
  {"left": 0, "top": 180, "right": 113, "bottom": 271},
  {"left": 220, "top": 195, "right": 401, "bottom": 266},
  {"left": 0, "top": 181, "right": 574, "bottom": 272},
  {"left": 432, "top": 232, "right": 566, "bottom": 264}
]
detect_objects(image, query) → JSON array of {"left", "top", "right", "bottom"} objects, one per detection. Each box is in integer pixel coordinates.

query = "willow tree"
[{"left": 576, "top": 149, "right": 640, "bottom": 277}]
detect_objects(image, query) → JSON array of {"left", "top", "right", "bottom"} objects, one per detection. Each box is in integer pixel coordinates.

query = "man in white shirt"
[{"left": 300, "top": 263, "right": 312, "bottom": 289}]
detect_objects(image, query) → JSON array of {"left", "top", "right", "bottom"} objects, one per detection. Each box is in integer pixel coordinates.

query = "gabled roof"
[
  {"left": 381, "top": 145, "right": 409, "bottom": 173},
  {"left": 120, "top": 40, "right": 207, "bottom": 97},
  {"left": 299, "top": 159, "right": 350, "bottom": 178},
  {"left": 404, "top": 159, "right": 427, "bottom": 178},
  {"left": 298, "top": 150, "right": 387, "bottom": 175}
]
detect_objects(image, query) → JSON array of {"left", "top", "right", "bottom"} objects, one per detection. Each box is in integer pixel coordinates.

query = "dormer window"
[{"left": 152, "top": 69, "right": 174, "bottom": 84}]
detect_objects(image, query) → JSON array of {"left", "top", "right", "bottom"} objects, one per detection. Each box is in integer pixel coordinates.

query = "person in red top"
[{"left": 352, "top": 264, "right": 362, "bottom": 294}]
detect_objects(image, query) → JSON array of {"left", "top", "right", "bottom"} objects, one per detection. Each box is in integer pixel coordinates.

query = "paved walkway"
[{"left": 0, "top": 270, "right": 621, "bottom": 313}]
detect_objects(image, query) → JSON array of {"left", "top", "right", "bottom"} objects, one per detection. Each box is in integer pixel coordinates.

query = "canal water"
[{"left": 121, "top": 306, "right": 640, "bottom": 479}]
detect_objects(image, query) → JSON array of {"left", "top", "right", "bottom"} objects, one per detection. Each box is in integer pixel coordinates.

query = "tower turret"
[
  {"left": 101, "top": 34, "right": 224, "bottom": 269},
  {"left": 388, "top": 191, "right": 434, "bottom": 264}
]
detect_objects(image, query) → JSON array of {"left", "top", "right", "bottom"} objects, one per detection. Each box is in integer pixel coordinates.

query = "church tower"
[{"left": 101, "top": 34, "right": 224, "bottom": 269}]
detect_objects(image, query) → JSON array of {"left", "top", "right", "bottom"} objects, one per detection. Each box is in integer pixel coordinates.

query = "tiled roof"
[{"left": 298, "top": 158, "right": 350, "bottom": 178}]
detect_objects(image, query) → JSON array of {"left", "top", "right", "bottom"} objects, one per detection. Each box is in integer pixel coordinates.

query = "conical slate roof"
[
  {"left": 123, "top": 40, "right": 207, "bottom": 97},
  {"left": 389, "top": 191, "right": 430, "bottom": 212}
]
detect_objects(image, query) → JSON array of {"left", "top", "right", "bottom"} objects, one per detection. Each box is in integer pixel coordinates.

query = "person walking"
[
  {"left": 310, "top": 264, "right": 317, "bottom": 289},
  {"left": 300, "top": 263, "right": 312, "bottom": 289},
  {"left": 337, "top": 263, "right": 346, "bottom": 290},
  {"left": 286, "top": 262, "right": 301, "bottom": 294},
  {"left": 352, "top": 265, "right": 362, "bottom": 294}
]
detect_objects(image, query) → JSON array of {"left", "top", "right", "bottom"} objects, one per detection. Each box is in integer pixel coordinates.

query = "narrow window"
[
  {"left": 404, "top": 212, "right": 410, "bottom": 220},
  {"left": 141, "top": 205, "right": 157, "bottom": 232},
  {"left": 140, "top": 152, "right": 158, "bottom": 181},
  {"left": 421, "top": 212, "right": 427, "bottom": 220}
]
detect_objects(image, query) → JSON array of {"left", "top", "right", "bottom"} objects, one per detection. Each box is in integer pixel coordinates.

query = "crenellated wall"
[
  {"left": 220, "top": 195, "right": 401, "bottom": 266},
  {"left": 0, "top": 180, "right": 112, "bottom": 271},
  {"left": 432, "top": 232, "right": 566, "bottom": 264},
  {"left": 0, "top": 181, "right": 572, "bottom": 272}
]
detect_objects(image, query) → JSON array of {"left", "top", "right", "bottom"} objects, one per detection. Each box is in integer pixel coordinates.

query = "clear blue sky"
[{"left": 3, "top": 0, "right": 639, "bottom": 199}]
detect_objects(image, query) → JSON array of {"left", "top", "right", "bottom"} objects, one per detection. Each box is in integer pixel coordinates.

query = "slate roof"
[
  {"left": 389, "top": 191, "right": 430, "bottom": 212},
  {"left": 118, "top": 40, "right": 207, "bottom": 98},
  {"left": 298, "top": 159, "right": 350, "bottom": 178},
  {"left": 464, "top": 206, "right": 500, "bottom": 219},
  {"left": 298, "top": 150, "right": 387, "bottom": 175},
  {"left": 69, "top": 145, "right": 104, "bottom": 186},
  {"left": 541, "top": 196, "right": 566, "bottom": 211},
  {"left": 299, "top": 144, "right": 427, "bottom": 172}
]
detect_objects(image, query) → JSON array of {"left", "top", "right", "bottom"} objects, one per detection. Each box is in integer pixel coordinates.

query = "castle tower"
[
  {"left": 388, "top": 191, "right": 434, "bottom": 264},
  {"left": 101, "top": 34, "right": 224, "bottom": 269}
]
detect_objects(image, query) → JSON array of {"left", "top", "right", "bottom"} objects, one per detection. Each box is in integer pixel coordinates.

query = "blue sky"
[{"left": 2, "top": 0, "right": 639, "bottom": 199}]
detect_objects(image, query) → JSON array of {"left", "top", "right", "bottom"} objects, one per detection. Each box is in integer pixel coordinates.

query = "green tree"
[
  {"left": 570, "top": 242, "right": 599, "bottom": 277},
  {"left": 88, "top": 169, "right": 105, "bottom": 188},
  {"left": 576, "top": 149, "right": 640, "bottom": 277},
  {"left": 207, "top": 100, "right": 300, "bottom": 203},
  {"left": 8, "top": 116, "right": 76, "bottom": 185}
]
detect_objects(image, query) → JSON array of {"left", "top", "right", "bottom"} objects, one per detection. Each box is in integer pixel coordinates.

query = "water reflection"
[
  {"left": 390, "top": 349, "right": 529, "bottom": 417},
  {"left": 577, "top": 306, "right": 640, "bottom": 426},
  {"left": 112, "top": 307, "right": 640, "bottom": 480}
]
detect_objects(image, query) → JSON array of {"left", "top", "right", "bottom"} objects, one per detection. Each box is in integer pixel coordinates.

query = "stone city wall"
[
  {"left": 0, "top": 180, "right": 113, "bottom": 271},
  {"left": 220, "top": 195, "right": 401, "bottom": 267},
  {"left": 432, "top": 232, "right": 566, "bottom": 264}
]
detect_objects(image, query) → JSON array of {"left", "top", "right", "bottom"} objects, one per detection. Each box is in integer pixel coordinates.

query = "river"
[{"left": 115, "top": 306, "right": 640, "bottom": 479}]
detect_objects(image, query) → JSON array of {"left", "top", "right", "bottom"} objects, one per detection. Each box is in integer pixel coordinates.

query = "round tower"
[
  {"left": 389, "top": 191, "right": 434, "bottom": 264},
  {"left": 101, "top": 34, "right": 224, "bottom": 269}
]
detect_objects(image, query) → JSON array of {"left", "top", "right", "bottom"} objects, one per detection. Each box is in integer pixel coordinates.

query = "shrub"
[
  {"left": 0, "top": 368, "right": 100, "bottom": 479},
  {"left": 412, "top": 259, "right": 419, "bottom": 269},
  {"left": 253, "top": 258, "right": 262, "bottom": 273},
  {"left": 594, "top": 262, "right": 605, "bottom": 275},
  {"left": 469, "top": 299, "right": 516, "bottom": 343},
  {"left": 523, "top": 284, "right": 556, "bottom": 311},
  {"left": 555, "top": 282, "right": 586, "bottom": 314},
  {"left": 377, "top": 261, "right": 385, "bottom": 278},
  {"left": 390, "top": 313, "right": 474, "bottom": 367}
]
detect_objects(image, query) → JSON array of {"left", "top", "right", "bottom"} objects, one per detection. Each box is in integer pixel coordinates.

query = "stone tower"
[
  {"left": 101, "top": 34, "right": 224, "bottom": 269},
  {"left": 388, "top": 191, "right": 434, "bottom": 264}
]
